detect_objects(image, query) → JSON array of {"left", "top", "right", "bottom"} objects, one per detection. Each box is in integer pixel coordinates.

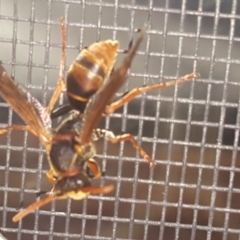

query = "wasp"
[
  {"left": 51, "top": 20, "right": 200, "bottom": 168},
  {"left": 0, "top": 18, "right": 116, "bottom": 222},
  {"left": 0, "top": 18, "right": 199, "bottom": 222}
]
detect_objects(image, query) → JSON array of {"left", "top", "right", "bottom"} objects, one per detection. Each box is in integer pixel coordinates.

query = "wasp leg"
[
  {"left": 46, "top": 169, "right": 57, "bottom": 184},
  {"left": 0, "top": 125, "right": 34, "bottom": 135},
  {"left": 93, "top": 129, "right": 156, "bottom": 167},
  {"left": 46, "top": 17, "right": 67, "bottom": 114},
  {"left": 105, "top": 72, "right": 200, "bottom": 115},
  {"left": 86, "top": 159, "right": 102, "bottom": 178},
  {"left": 50, "top": 103, "right": 73, "bottom": 119}
]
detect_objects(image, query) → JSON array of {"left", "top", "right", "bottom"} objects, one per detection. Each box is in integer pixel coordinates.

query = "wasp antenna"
[
  {"left": 12, "top": 195, "right": 58, "bottom": 222},
  {"left": 80, "top": 184, "right": 114, "bottom": 195}
]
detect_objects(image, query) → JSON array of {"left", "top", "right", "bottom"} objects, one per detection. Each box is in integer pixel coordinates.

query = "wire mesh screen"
[{"left": 0, "top": 0, "right": 240, "bottom": 239}]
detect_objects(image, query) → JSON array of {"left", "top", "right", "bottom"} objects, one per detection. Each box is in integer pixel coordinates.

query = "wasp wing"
[
  {"left": 0, "top": 64, "right": 51, "bottom": 146},
  {"left": 79, "top": 29, "right": 145, "bottom": 144}
]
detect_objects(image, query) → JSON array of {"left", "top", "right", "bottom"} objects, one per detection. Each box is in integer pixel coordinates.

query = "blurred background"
[{"left": 0, "top": 0, "right": 240, "bottom": 239}]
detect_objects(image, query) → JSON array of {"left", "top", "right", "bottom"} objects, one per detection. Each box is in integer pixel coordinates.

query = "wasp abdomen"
[{"left": 66, "top": 40, "right": 119, "bottom": 112}]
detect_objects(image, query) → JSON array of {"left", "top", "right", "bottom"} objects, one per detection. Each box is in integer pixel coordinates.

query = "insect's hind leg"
[
  {"left": 50, "top": 104, "right": 73, "bottom": 120},
  {"left": 46, "top": 169, "right": 57, "bottom": 185},
  {"left": 46, "top": 17, "right": 67, "bottom": 114},
  {"left": 93, "top": 129, "right": 156, "bottom": 168},
  {"left": 86, "top": 159, "right": 103, "bottom": 178},
  {"left": 105, "top": 72, "right": 200, "bottom": 115}
]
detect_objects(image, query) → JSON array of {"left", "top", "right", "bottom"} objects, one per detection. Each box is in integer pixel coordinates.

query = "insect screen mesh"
[{"left": 0, "top": 0, "right": 240, "bottom": 239}]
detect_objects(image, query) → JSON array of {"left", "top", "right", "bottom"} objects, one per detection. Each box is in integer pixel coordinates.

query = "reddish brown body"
[{"left": 0, "top": 17, "right": 199, "bottom": 222}]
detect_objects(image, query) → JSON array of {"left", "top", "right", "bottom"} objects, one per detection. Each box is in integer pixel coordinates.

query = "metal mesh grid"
[{"left": 0, "top": 0, "right": 240, "bottom": 239}]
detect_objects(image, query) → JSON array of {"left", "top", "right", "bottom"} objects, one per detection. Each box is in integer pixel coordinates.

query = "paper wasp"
[
  {"left": 0, "top": 18, "right": 199, "bottom": 222},
  {"left": 50, "top": 21, "right": 200, "bottom": 168}
]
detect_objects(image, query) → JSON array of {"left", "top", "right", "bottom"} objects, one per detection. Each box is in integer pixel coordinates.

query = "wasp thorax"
[{"left": 50, "top": 138, "right": 96, "bottom": 173}]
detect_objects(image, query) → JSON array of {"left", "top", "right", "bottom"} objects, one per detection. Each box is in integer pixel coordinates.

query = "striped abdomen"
[{"left": 66, "top": 40, "right": 119, "bottom": 113}]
